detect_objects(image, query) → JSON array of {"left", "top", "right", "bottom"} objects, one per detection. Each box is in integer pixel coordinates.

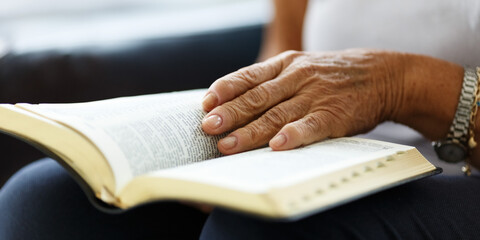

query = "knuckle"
[
  {"left": 282, "top": 50, "right": 301, "bottom": 58},
  {"left": 315, "top": 109, "right": 349, "bottom": 137},
  {"left": 237, "top": 85, "right": 271, "bottom": 112},
  {"left": 262, "top": 107, "right": 290, "bottom": 129},
  {"left": 250, "top": 62, "right": 268, "bottom": 71},
  {"left": 220, "top": 104, "right": 243, "bottom": 125},
  {"left": 297, "top": 113, "right": 333, "bottom": 140},
  {"left": 277, "top": 50, "right": 302, "bottom": 65},
  {"left": 292, "top": 96, "right": 311, "bottom": 113},
  {"left": 251, "top": 84, "right": 271, "bottom": 101},
  {"left": 237, "top": 67, "right": 261, "bottom": 84},
  {"left": 302, "top": 114, "right": 324, "bottom": 134},
  {"left": 240, "top": 124, "right": 263, "bottom": 143},
  {"left": 295, "top": 61, "right": 317, "bottom": 77},
  {"left": 322, "top": 105, "right": 348, "bottom": 137}
]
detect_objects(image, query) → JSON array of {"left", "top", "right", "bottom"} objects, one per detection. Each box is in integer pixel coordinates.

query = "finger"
[
  {"left": 202, "top": 74, "right": 297, "bottom": 135},
  {"left": 216, "top": 96, "right": 310, "bottom": 154},
  {"left": 202, "top": 52, "right": 291, "bottom": 112},
  {"left": 269, "top": 111, "right": 344, "bottom": 150}
]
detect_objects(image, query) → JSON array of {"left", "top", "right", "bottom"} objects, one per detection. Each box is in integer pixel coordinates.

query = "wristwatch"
[{"left": 433, "top": 67, "right": 478, "bottom": 163}]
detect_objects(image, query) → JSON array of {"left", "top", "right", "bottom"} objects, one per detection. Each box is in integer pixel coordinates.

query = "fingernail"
[
  {"left": 203, "top": 115, "right": 222, "bottom": 129},
  {"left": 270, "top": 133, "right": 287, "bottom": 147},
  {"left": 202, "top": 92, "right": 218, "bottom": 111},
  {"left": 220, "top": 136, "right": 237, "bottom": 150}
]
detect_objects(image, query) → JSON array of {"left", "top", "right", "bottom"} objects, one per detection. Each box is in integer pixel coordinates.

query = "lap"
[
  {"left": 0, "top": 158, "right": 207, "bottom": 240},
  {"left": 201, "top": 174, "right": 480, "bottom": 240},
  {"left": 4, "top": 158, "right": 479, "bottom": 240}
]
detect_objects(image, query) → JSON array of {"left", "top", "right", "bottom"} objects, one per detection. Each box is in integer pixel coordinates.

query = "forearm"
[
  {"left": 258, "top": 0, "right": 308, "bottom": 61},
  {"left": 393, "top": 53, "right": 464, "bottom": 140},
  {"left": 393, "top": 53, "right": 480, "bottom": 168}
]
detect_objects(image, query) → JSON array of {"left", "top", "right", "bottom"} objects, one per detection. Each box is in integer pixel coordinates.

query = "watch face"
[{"left": 435, "top": 143, "right": 467, "bottom": 163}]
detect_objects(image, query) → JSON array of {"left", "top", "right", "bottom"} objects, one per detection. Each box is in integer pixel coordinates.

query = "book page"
[
  {"left": 152, "top": 138, "right": 413, "bottom": 193},
  {"left": 17, "top": 89, "right": 224, "bottom": 191}
]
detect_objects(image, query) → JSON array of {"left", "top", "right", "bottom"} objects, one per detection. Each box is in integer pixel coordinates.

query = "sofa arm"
[{"left": 0, "top": 25, "right": 262, "bottom": 103}]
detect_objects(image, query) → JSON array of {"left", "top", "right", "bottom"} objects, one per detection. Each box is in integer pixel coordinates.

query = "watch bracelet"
[{"left": 449, "top": 67, "right": 479, "bottom": 143}]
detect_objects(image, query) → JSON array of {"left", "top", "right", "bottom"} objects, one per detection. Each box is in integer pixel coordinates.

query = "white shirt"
[
  {"left": 303, "top": 0, "right": 480, "bottom": 173},
  {"left": 303, "top": 0, "right": 480, "bottom": 65}
]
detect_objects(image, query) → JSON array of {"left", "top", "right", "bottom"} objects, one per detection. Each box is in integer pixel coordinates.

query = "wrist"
[{"left": 392, "top": 53, "right": 464, "bottom": 140}]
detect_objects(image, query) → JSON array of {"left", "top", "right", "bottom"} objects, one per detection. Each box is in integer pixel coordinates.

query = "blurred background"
[
  {"left": 0, "top": 0, "right": 464, "bottom": 187},
  {"left": 0, "top": 0, "right": 271, "bottom": 186},
  {"left": 0, "top": 0, "right": 270, "bottom": 53}
]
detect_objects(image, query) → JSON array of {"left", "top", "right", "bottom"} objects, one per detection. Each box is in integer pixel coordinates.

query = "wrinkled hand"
[{"left": 202, "top": 49, "right": 406, "bottom": 154}]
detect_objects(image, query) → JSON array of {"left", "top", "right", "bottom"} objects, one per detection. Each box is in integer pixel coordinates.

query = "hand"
[{"left": 201, "top": 49, "right": 408, "bottom": 155}]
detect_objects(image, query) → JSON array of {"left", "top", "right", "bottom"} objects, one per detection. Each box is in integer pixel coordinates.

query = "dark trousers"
[{"left": 1, "top": 159, "right": 480, "bottom": 240}]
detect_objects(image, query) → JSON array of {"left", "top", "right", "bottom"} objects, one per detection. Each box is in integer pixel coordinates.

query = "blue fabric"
[
  {"left": 2, "top": 159, "right": 480, "bottom": 240},
  {"left": 0, "top": 159, "right": 207, "bottom": 240},
  {"left": 201, "top": 174, "right": 480, "bottom": 240}
]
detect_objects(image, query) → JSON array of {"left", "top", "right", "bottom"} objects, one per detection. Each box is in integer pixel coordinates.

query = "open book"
[{"left": 0, "top": 89, "right": 439, "bottom": 219}]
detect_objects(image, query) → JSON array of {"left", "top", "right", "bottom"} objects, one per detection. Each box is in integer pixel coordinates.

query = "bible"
[{"left": 0, "top": 89, "right": 439, "bottom": 219}]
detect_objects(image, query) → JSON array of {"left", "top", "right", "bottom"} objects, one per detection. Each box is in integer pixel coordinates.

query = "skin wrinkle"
[
  {"left": 271, "top": 53, "right": 286, "bottom": 76},
  {"left": 377, "top": 53, "right": 403, "bottom": 122},
  {"left": 237, "top": 85, "right": 271, "bottom": 112},
  {"left": 288, "top": 95, "right": 312, "bottom": 115},
  {"left": 238, "top": 127, "right": 266, "bottom": 149},
  {"left": 323, "top": 52, "right": 387, "bottom": 127},
  {"left": 237, "top": 68, "right": 260, "bottom": 87},
  {"left": 262, "top": 105, "right": 293, "bottom": 129},
  {"left": 290, "top": 68, "right": 313, "bottom": 93},
  {"left": 305, "top": 75, "right": 376, "bottom": 136},
  {"left": 221, "top": 104, "right": 243, "bottom": 130},
  {"left": 260, "top": 80, "right": 290, "bottom": 104},
  {"left": 295, "top": 51, "right": 390, "bottom": 141},
  {"left": 392, "top": 54, "right": 408, "bottom": 122},
  {"left": 226, "top": 77, "right": 249, "bottom": 93},
  {"left": 238, "top": 124, "right": 262, "bottom": 146},
  {"left": 236, "top": 95, "right": 310, "bottom": 149},
  {"left": 220, "top": 75, "right": 296, "bottom": 130},
  {"left": 293, "top": 60, "right": 318, "bottom": 78},
  {"left": 294, "top": 114, "right": 324, "bottom": 143},
  {"left": 212, "top": 58, "right": 283, "bottom": 107},
  {"left": 315, "top": 106, "right": 350, "bottom": 137}
]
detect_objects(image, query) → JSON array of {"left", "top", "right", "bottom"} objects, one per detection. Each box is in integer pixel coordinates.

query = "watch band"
[{"left": 448, "top": 67, "right": 479, "bottom": 144}]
